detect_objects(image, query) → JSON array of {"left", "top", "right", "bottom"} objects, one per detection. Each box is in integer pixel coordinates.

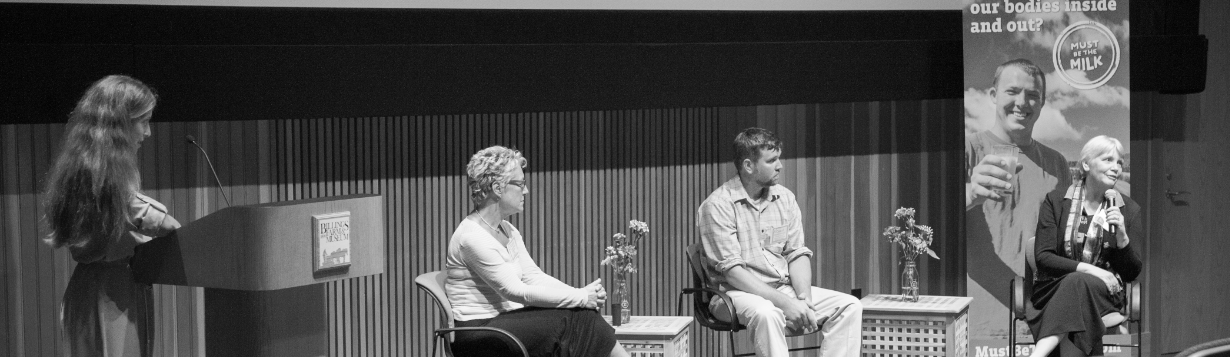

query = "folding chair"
[
  {"left": 415, "top": 271, "right": 529, "bottom": 357},
  {"left": 678, "top": 243, "right": 824, "bottom": 356},
  {"left": 1009, "top": 237, "right": 1141, "bottom": 357}
]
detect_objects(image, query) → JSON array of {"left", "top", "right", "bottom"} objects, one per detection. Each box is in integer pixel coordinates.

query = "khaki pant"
[{"left": 711, "top": 285, "right": 862, "bottom": 357}]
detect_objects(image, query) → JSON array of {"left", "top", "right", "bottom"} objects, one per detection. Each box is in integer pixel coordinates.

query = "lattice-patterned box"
[
  {"left": 603, "top": 315, "right": 691, "bottom": 357},
  {"left": 860, "top": 294, "right": 972, "bottom": 357}
]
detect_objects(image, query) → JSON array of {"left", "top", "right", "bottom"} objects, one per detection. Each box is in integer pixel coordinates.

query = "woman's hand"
[
  {"left": 1079, "top": 263, "right": 1121, "bottom": 294},
  {"left": 582, "top": 279, "right": 606, "bottom": 310},
  {"left": 1104, "top": 205, "right": 1129, "bottom": 247}
]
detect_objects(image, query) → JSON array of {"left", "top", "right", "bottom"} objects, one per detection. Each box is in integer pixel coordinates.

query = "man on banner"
[{"left": 966, "top": 59, "right": 1072, "bottom": 310}]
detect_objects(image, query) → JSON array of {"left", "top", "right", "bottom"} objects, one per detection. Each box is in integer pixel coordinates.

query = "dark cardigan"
[{"left": 1031, "top": 189, "right": 1143, "bottom": 306}]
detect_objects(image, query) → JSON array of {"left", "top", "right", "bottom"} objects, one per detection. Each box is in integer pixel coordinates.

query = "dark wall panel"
[
  {"left": 0, "top": 5, "right": 958, "bottom": 45},
  {"left": 0, "top": 4, "right": 962, "bottom": 125}
]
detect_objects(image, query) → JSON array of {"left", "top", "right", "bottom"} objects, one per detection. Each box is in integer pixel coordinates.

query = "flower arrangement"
[
  {"left": 601, "top": 220, "right": 649, "bottom": 274},
  {"left": 601, "top": 220, "right": 648, "bottom": 325},
  {"left": 882, "top": 207, "right": 939, "bottom": 260},
  {"left": 883, "top": 207, "right": 936, "bottom": 302}
]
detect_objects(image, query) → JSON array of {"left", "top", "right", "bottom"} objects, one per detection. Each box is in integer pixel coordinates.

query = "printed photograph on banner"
[{"left": 962, "top": 0, "right": 1131, "bottom": 355}]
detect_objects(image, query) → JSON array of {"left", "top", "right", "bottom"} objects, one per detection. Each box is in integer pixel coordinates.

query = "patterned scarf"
[{"left": 1062, "top": 181, "right": 1108, "bottom": 266}]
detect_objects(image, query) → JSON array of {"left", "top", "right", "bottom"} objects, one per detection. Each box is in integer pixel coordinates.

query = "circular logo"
[{"left": 1052, "top": 21, "right": 1121, "bottom": 90}]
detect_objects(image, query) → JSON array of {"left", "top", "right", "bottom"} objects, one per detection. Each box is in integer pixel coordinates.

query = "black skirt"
[
  {"left": 452, "top": 307, "right": 617, "bottom": 357},
  {"left": 1027, "top": 272, "right": 1125, "bottom": 356}
]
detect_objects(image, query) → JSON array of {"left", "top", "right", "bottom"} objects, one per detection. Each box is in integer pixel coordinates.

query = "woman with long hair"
[
  {"left": 1028, "top": 135, "right": 1142, "bottom": 357},
  {"left": 444, "top": 145, "right": 629, "bottom": 357},
  {"left": 44, "top": 75, "right": 181, "bottom": 357}
]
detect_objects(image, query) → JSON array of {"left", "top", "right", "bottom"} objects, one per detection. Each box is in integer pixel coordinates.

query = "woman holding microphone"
[{"left": 1029, "top": 135, "right": 1142, "bottom": 357}]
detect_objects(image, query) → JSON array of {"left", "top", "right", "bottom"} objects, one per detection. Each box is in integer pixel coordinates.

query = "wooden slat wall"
[{"left": 1, "top": 99, "right": 962, "bottom": 357}]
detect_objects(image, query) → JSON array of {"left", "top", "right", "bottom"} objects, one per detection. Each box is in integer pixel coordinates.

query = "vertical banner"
[{"left": 963, "top": 1, "right": 1130, "bottom": 356}]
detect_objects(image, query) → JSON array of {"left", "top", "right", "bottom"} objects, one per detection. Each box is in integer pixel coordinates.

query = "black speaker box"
[{"left": 1133, "top": 35, "right": 1209, "bottom": 94}]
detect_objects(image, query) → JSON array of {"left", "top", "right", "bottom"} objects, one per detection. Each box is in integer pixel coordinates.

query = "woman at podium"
[
  {"left": 43, "top": 75, "right": 182, "bottom": 357},
  {"left": 444, "top": 145, "right": 630, "bottom": 357}
]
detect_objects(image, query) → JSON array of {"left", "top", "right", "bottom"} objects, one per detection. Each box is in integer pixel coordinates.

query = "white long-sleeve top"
[{"left": 444, "top": 219, "right": 588, "bottom": 321}]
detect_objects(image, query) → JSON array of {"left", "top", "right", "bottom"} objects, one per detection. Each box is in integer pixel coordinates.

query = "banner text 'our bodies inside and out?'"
[{"left": 969, "top": 0, "right": 1119, "bottom": 33}]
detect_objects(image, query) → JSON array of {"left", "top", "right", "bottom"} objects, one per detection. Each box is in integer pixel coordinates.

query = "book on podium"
[{"left": 131, "top": 194, "right": 384, "bottom": 357}]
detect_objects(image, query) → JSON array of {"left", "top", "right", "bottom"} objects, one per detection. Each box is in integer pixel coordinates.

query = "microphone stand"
[{"left": 187, "top": 135, "right": 232, "bottom": 207}]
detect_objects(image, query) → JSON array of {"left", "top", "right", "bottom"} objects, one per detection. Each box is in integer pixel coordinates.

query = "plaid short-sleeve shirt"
[{"left": 696, "top": 177, "right": 813, "bottom": 290}]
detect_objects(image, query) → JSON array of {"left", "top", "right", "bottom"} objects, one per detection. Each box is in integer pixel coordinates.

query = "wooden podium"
[{"left": 132, "top": 194, "right": 384, "bottom": 357}]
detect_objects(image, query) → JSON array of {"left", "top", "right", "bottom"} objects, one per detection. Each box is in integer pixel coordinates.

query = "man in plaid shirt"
[{"left": 696, "top": 128, "right": 862, "bottom": 357}]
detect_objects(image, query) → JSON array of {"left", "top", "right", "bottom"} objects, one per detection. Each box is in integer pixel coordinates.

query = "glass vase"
[
  {"left": 613, "top": 272, "right": 631, "bottom": 325},
  {"left": 900, "top": 254, "right": 920, "bottom": 302}
]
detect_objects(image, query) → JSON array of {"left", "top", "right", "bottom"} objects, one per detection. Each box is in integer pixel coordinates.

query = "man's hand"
[
  {"left": 582, "top": 279, "right": 606, "bottom": 310},
  {"left": 794, "top": 289, "right": 811, "bottom": 302},
  {"left": 780, "top": 298, "right": 817, "bottom": 332},
  {"left": 967, "top": 154, "right": 1016, "bottom": 209},
  {"left": 724, "top": 266, "right": 815, "bottom": 329}
]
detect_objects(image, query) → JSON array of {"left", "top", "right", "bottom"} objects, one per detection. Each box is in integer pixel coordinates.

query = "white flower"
[
  {"left": 894, "top": 207, "right": 915, "bottom": 220},
  {"left": 613, "top": 233, "right": 627, "bottom": 245},
  {"left": 629, "top": 220, "right": 649, "bottom": 235}
]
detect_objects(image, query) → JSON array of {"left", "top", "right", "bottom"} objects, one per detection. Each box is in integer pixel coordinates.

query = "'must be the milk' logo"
[{"left": 1053, "top": 20, "right": 1122, "bottom": 89}]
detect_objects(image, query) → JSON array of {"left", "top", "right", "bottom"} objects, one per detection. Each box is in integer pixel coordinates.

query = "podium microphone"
[
  {"left": 1104, "top": 189, "right": 1121, "bottom": 236},
  {"left": 186, "top": 135, "right": 232, "bottom": 207}
]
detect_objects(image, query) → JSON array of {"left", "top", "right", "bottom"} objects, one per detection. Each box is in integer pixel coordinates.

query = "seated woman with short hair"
[
  {"left": 444, "top": 145, "right": 630, "bottom": 357},
  {"left": 1029, "top": 135, "right": 1143, "bottom": 357}
]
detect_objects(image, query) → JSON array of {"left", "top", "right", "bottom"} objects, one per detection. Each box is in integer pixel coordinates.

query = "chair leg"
[
  {"left": 1133, "top": 327, "right": 1140, "bottom": 357},
  {"left": 729, "top": 331, "right": 757, "bottom": 357},
  {"left": 1009, "top": 280, "right": 1016, "bottom": 352},
  {"left": 723, "top": 329, "right": 826, "bottom": 356},
  {"left": 729, "top": 331, "right": 737, "bottom": 357},
  {"left": 1009, "top": 315, "right": 1015, "bottom": 350}
]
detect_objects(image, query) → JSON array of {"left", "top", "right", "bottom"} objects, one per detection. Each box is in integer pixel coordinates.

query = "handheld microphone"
[
  {"left": 186, "top": 135, "right": 232, "bottom": 207},
  {"left": 1104, "top": 189, "right": 1121, "bottom": 236}
]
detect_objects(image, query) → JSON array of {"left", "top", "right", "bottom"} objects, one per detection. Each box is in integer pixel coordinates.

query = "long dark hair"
[{"left": 43, "top": 75, "right": 157, "bottom": 257}]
